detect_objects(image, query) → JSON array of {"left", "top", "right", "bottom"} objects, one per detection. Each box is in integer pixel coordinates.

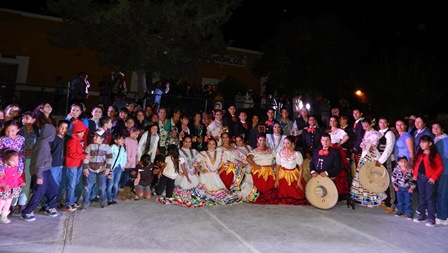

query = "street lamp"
[{"left": 355, "top": 90, "right": 364, "bottom": 102}]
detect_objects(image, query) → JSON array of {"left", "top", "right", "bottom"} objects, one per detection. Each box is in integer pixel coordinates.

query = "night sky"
[
  {"left": 221, "top": 0, "right": 448, "bottom": 52},
  {"left": 2, "top": 0, "right": 446, "bottom": 52}
]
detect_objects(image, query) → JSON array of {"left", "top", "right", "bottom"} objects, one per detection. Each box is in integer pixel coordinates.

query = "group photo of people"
[{"left": 0, "top": 88, "right": 447, "bottom": 229}]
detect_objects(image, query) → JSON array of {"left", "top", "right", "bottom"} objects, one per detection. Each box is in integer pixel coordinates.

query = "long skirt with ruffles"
[
  {"left": 251, "top": 165, "right": 278, "bottom": 204},
  {"left": 350, "top": 154, "right": 386, "bottom": 207},
  {"left": 277, "top": 167, "right": 308, "bottom": 205}
]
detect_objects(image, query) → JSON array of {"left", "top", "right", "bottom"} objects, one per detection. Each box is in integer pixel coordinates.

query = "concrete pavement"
[{"left": 1, "top": 198, "right": 447, "bottom": 253}]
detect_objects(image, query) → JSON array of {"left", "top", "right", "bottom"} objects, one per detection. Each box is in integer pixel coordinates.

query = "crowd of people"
[{"left": 0, "top": 95, "right": 447, "bottom": 229}]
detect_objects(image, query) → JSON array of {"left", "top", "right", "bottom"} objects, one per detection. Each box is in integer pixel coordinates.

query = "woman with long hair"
[
  {"left": 193, "top": 138, "right": 239, "bottom": 205},
  {"left": 190, "top": 112, "right": 206, "bottom": 151},
  {"left": 275, "top": 135, "right": 308, "bottom": 205},
  {"left": 350, "top": 118, "right": 385, "bottom": 207},
  {"left": 247, "top": 133, "right": 277, "bottom": 204},
  {"left": 34, "top": 102, "right": 56, "bottom": 128}
]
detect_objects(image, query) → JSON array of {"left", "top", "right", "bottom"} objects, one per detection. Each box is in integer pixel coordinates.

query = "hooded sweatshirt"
[
  {"left": 66, "top": 120, "right": 88, "bottom": 167},
  {"left": 29, "top": 124, "right": 56, "bottom": 179}
]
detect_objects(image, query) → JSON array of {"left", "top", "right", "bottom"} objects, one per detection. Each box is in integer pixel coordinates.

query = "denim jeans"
[
  {"left": 65, "top": 166, "right": 83, "bottom": 206},
  {"left": 50, "top": 166, "right": 63, "bottom": 186},
  {"left": 396, "top": 186, "right": 413, "bottom": 216},
  {"left": 416, "top": 173, "right": 437, "bottom": 221},
  {"left": 107, "top": 165, "right": 123, "bottom": 201},
  {"left": 437, "top": 174, "right": 448, "bottom": 220},
  {"left": 22, "top": 170, "right": 58, "bottom": 215},
  {"left": 82, "top": 170, "right": 107, "bottom": 206},
  {"left": 120, "top": 168, "right": 134, "bottom": 188},
  {"left": 56, "top": 166, "right": 67, "bottom": 204}
]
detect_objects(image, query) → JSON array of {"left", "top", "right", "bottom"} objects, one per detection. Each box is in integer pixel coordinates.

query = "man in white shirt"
[{"left": 375, "top": 116, "right": 396, "bottom": 214}]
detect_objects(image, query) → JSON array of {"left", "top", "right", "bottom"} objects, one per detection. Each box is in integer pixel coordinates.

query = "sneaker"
[
  {"left": 0, "top": 215, "right": 11, "bottom": 224},
  {"left": 406, "top": 214, "right": 413, "bottom": 220},
  {"left": 426, "top": 219, "right": 435, "bottom": 227},
  {"left": 73, "top": 202, "right": 81, "bottom": 208},
  {"left": 100, "top": 203, "right": 108, "bottom": 208},
  {"left": 395, "top": 212, "right": 404, "bottom": 217},
  {"left": 385, "top": 207, "right": 394, "bottom": 214},
  {"left": 21, "top": 212, "right": 36, "bottom": 221},
  {"left": 63, "top": 205, "right": 77, "bottom": 213},
  {"left": 414, "top": 216, "right": 426, "bottom": 223},
  {"left": 436, "top": 218, "right": 448, "bottom": 225},
  {"left": 44, "top": 208, "right": 58, "bottom": 217}
]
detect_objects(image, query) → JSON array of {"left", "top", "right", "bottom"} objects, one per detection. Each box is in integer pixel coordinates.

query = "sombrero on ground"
[
  {"left": 306, "top": 175, "right": 338, "bottom": 209},
  {"left": 358, "top": 162, "right": 390, "bottom": 193}
]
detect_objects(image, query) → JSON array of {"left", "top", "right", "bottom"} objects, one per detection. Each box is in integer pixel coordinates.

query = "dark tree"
[{"left": 47, "top": 0, "right": 241, "bottom": 93}]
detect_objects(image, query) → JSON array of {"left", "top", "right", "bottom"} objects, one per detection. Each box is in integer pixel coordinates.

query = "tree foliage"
[{"left": 46, "top": 0, "right": 241, "bottom": 79}]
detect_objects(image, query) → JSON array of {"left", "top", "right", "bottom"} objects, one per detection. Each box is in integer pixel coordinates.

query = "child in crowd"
[
  {"left": 16, "top": 111, "right": 38, "bottom": 212},
  {"left": 392, "top": 155, "right": 416, "bottom": 220},
  {"left": 120, "top": 126, "right": 140, "bottom": 189},
  {"left": 134, "top": 154, "right": 157, "bottom": 200},
  {"left": 125, "top": 117, "right": 136, "bottom": 136},
  {"left": 166, "top": 126, "right": 180, "bottom": 148},
  {"left": 100, "top": 116, "right": 113, "bottom": 145},
  {"left": 156, "top": 144, "right": 181, "bottom": 198},
  {"left": 413, "top": 135, "right": 444, "bottom": 227},
  {"left": 138, "top": 123, "right": 159, "bottom": 163},
  {"left": 64, "top": 120, "right": 91, "bottom": 212},
  {"left": 81, "top": 129, "right": 112, "bottom": 209},
  {"left": 21, "top": 124, "right": 58, "bottom": 221},
  {"left": 0, "top": 120, "right": 25, "bottom": 215},
  {"left": 0, "top": 149, "right": 23, "bottom": 224},
  {"left": 107, "top": 133, "right": 127, "bottom": 205},
  {"left": 48, "top": 120, "right": 69, "bottom": 210}
]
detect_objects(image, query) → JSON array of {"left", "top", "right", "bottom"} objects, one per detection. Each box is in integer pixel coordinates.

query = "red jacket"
[
  {"left": 413, "top": 152, "right": 444, "bottom": 181},
  {"left": 65, "top": 120, "right": 87, "bottom": 167}
]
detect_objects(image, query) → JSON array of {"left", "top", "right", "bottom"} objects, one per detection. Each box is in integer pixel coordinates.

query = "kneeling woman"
[
  {"left": 171, "top": 136, "right": 204, "bottom": 207},
  {"left": 247, "top": 133, "right": 277, "bottom": 204},
  {"left": 275, "top": 135, "right": 308, "bottom": 205},
  {"left": 193, "top": 138, "right": 240, "bottom": 205}
]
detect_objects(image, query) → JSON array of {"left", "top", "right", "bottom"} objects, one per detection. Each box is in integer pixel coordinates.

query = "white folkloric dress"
[
  {"left": 193, "top": 150, "right": 240, "bottom": 205},
  {"left": 350, "top": 129, "right": 386, "bottom": 207}
]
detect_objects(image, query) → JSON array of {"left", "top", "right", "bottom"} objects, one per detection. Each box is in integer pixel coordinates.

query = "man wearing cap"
[
  {"left": 406, "top": 115, "right": 417, "bottom": 136},
  {"left": 81, "top": 129, "right": 113, "bottom": 209},
  {"left": 376, "top": 116, "right": 396, "bottom": 214}
]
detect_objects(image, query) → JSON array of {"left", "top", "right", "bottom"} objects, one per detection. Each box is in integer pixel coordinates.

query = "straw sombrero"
[
  {"left": 306, "top": 175, "right": 338, "bottom": 209},
  {"left": 358, "top": 162, "right": 390, "bottom": 193},
  {"left": 302, "top": 158, "right": 311, "bottom": 182}
]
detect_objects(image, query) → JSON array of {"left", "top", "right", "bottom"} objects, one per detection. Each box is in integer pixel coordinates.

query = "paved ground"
[{"left": 1, "top": 197, "right": 447, "bottom": 253}]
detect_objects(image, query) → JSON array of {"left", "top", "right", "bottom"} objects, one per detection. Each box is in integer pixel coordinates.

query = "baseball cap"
[{"left": 94, "top": 129, "right": 107, "bottom": 139}]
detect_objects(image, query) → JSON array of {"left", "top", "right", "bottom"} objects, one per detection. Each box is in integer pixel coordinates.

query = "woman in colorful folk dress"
[
  {"left": 233, "top": 136, "right": 258, "bottom": 202},
  {"left": 350, "top": 118, "right": 385, "bottom": 207},
  {"left": 193, "top": 138, "right": 239, "bottom": 205},
  {"left": 247, "top": 133, "right": 277, "bottom": 204},
  {"left": 275, "top": 135, "right": 308, "bottom": 205},
  {"left": 169, "top": 136, "right": 204, "bottom": 207},
  {"left": 217, "top": 132, "right": 238, "bottom": 190}
]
